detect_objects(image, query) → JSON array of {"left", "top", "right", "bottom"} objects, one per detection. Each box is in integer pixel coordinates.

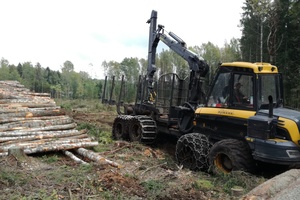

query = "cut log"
[
  {"left": 0, "top": 130, "right": 88, "bottom": 143},
  {"left": 0, "top": 115, "right": 71, "bottom": 124},
  {"left": 0, "top": 116, "right": 74, "bottom": 131},
  {"left": 23, "top": 142, "right": 99, "bottom": 154},
  {"left": 0, "top": 99, "right": 56, "bottom": 106},
  {"left": 63, "top": 150, "right": 89, "bottom": 165},
  {"left": 0, "top": 132, "right": 91, "bottom": 145},
  {"left": 0, "top": 80, "right": 26, "bottom": 88},
  {"left": 15, "top": 123, "right": 77, "bottom": 132},
  {"left": 75, "top": 148, "right": 122, "bottom": 168},
  {"left": 0, "top": 109, "right": 66, "bottom": 119},
  {"left": 0, "top": 129, "right": 87, "bottom": 137},
  {"left": 0, "top": 138, "right": 93, "bottom": 152},
  {"left": 26, "top": 108, "right": 66, "bottom": 117}
]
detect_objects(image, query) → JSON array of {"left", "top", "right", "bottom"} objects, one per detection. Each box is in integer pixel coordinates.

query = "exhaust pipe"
[{"left": 268, "top": 95, "right": 273, "bottom": 118}]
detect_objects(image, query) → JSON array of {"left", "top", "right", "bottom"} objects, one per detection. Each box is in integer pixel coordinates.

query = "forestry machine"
[{"left": 110, "top": 10, "right": 300, "bottom": 173}]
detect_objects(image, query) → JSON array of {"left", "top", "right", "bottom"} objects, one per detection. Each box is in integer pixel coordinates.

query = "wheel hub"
[{"left": 215, "top": 153, "right": 233, "bottom": 173}]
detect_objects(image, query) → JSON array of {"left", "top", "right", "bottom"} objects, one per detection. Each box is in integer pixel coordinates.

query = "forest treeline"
[
  {"left": 0, "top": 59, "right": 102, "bottom": 99},
  {"left": 0, "top": 0, "right": 299, "bottom": 107}
]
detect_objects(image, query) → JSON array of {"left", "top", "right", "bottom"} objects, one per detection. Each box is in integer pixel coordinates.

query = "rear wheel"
[
  {"left": 175, "top": 133, "right": 212, "bottom": 171},
  {"left": 128, "top": 116, "right": 157, "bottom": 144},
  {"left": 112, "top": 115, "right": 130, "bottom": 140},
  {"left": 208, "top": 139, "right": 255, "bottom": 174},
  {"left": 129, "top": 118, "right": 142, "bottom": 142}
]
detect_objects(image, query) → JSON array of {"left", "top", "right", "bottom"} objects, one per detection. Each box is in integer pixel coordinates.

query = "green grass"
[
  {"left": 213, "top": 171, "right": 266, "bottom": 194},
  {"left": 0, "top": 159, "right": 99, "bottom": 200},
  {"left": 141, "top": 180, "right": 165, "bottom": 199},
  {"left": 41, "top": 154, "right": 59, "bottom": 163},
  {"left": 0, "top": 170, "right": 29, "bottom": 187},
  {"left": 192, "top": 179, "right": 214, "bottom": 190},
  {"left": 77, "top": 122, "right": 114, "bottom": 145}
]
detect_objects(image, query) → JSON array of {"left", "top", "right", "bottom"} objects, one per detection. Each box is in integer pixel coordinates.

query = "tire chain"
[
  {"left": 176, "top": 133, "right": 212, "bottom": 171},
  {"left": 132, "top": 115, "right": 157, "bottom": 144},
  {"left": 112, "top": 115, "right": 157, "bottom": 144}
]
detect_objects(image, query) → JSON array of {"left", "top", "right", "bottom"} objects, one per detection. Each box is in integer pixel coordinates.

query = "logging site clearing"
[{"left": 0, "top": 81, "right": 299, "bottom": 200}]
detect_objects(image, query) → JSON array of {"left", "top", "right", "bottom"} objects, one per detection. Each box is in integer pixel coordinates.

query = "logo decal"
[{"left": 218, "top": 110, "right": 233, "bottom": 115}]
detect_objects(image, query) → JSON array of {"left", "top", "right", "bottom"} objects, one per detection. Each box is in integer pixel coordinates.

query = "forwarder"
[{"left": 108, "top": 10, "right": 300, "bottom": 173}]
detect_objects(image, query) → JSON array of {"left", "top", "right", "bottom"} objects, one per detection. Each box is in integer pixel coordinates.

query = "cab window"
[
  {"left": 207, "top": 72, "right": 231, "bottom": 108},
  {"left": 232, "top": 74, "right": 254, "bottom": 108}
]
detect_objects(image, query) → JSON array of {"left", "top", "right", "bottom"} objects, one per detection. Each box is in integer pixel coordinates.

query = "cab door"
[{"left": 197, "top": 68, "right": 256, "bottom": 141}]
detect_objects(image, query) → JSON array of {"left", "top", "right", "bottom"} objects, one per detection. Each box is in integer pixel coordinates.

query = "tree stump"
[{"left": 7, "top": 147, "right": 29, "bottom": 168}]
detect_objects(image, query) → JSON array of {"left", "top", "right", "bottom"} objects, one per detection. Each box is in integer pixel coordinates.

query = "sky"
[{"left": 0, "top": 0, "right": 245, "bottom": 79}]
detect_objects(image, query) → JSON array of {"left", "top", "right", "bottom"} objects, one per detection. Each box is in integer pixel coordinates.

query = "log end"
[{"left": 26, "top": 112, "right": 33, "bottom": 118}]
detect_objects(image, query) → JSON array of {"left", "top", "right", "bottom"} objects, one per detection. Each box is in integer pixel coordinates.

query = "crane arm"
[{"left": 146, "top": 10, "right": 209, "bottom": 104}]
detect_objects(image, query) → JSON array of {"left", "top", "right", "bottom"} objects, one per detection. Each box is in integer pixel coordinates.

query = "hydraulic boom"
[{"left": 146, "top": 10, "right": 209, "bottom": 105}]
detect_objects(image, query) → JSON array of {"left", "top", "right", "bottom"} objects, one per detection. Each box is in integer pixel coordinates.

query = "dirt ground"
[{"left": 0, "top": 107, "right": 273, "bottom": 200}]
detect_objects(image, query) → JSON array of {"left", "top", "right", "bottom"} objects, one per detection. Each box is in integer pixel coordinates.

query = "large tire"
[
  {"left": 128, "top": 116, "right": 157, "bottom": 144},
  {"left": 129, "top": 118, "right": 142, "bottom": 142},
  {"left": 175, "top": 133, "right": 212, "bottom": 171},
  {"left": 112, "top": 115, "right": 130, "bottom": 140},
  {"left": 208, "top": 139, "right": 255, "bottom": 174}
]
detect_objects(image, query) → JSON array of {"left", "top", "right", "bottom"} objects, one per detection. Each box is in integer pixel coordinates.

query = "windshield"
[{"left": 258, "top": 74, "right": 282, "bottom": 109}]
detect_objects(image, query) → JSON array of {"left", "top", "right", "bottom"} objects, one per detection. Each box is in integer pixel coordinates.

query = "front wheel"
[
  {"left": 175, "top": 133, "right": 212, "bottom": 171},
  {"left": 208, "top": 139, "right": 255, "bottom": 174}
]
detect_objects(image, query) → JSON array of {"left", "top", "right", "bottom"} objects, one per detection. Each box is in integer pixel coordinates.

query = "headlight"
[{"left": 286, "top": 150, "right": 300, "bottom": 158}]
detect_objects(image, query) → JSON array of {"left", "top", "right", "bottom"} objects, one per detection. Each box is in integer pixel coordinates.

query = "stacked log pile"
[{"left": 0, "top": 80, "right": 98, "bottom": 156}]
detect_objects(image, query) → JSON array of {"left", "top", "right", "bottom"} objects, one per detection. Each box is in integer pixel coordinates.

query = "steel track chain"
[{"left": 134, "top": 115, "right": 157, "bottom": 144}]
